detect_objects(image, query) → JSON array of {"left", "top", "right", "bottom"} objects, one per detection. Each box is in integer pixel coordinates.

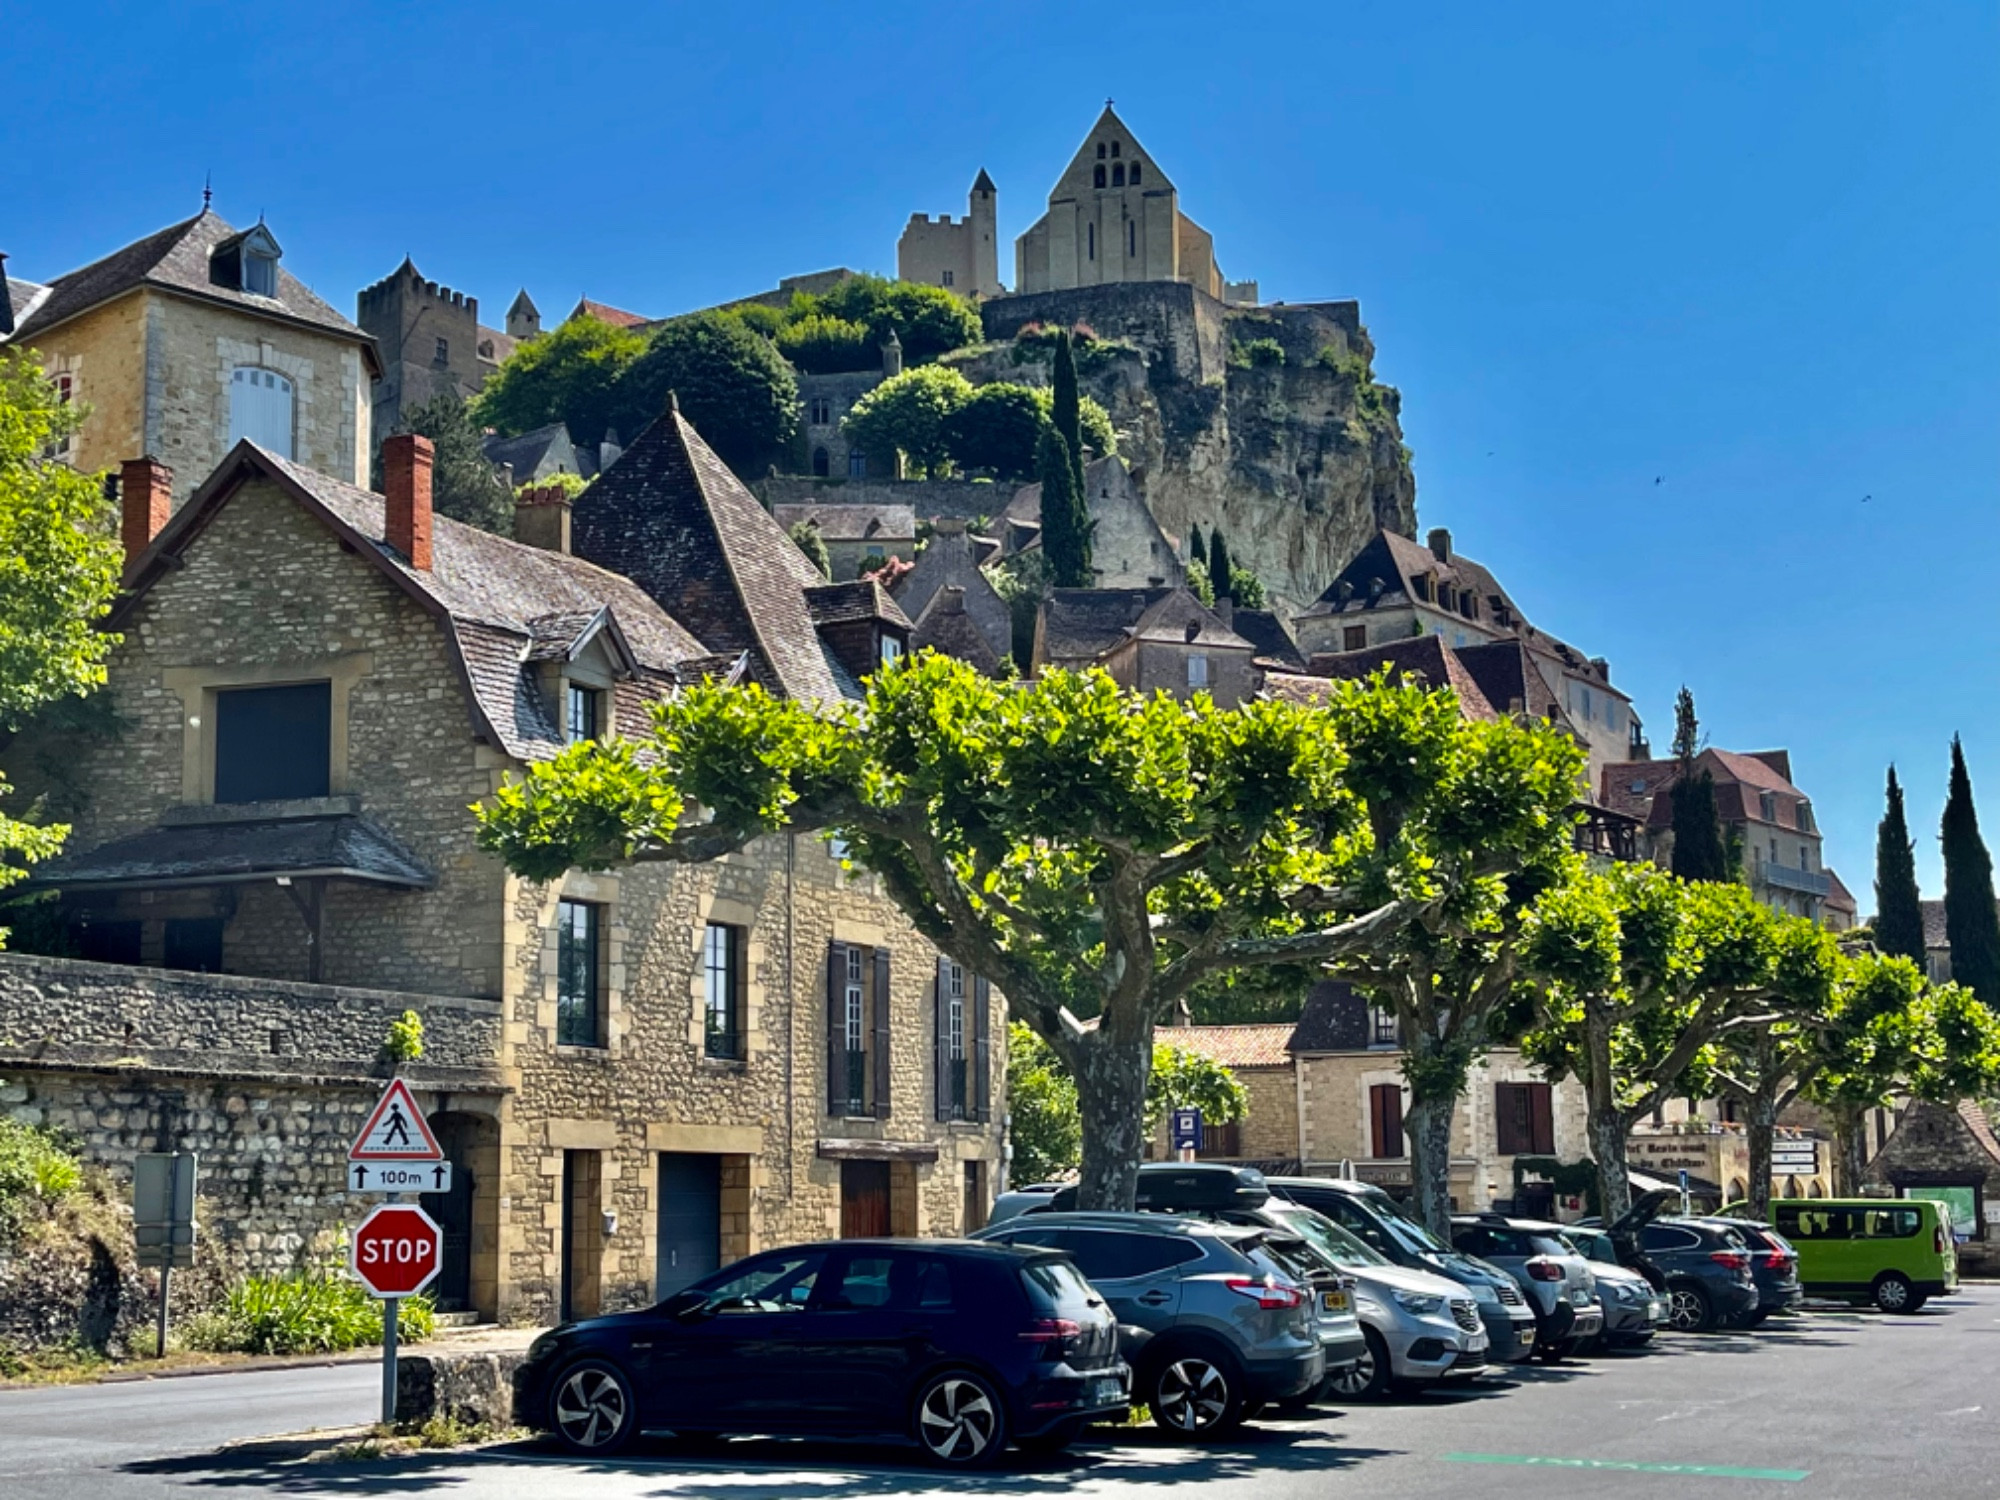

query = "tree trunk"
[
  {"left": 1403, "top": 1091, "right": 1458, "bottom": 1242},
  {"left": 1583, "top": 1013, "right": 1634, "bottom": 1224},
  {"left": 1744, "top": 1093, "right": 1777, "bottom": 1222},
  {"left": 1827, "top": 1103, "right": 1869, "bottom": 1196},
  {"left": 1070, "top": 1022, "right": 1155, "bottom": 1211}
]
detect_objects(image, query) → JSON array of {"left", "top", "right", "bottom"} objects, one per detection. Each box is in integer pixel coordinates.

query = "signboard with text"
[{"left": 350, "top": 1203, "right": 443, "bottom": 1298}]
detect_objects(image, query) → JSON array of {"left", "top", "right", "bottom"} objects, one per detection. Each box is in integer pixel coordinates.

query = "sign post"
[
  {"left": 134, "top": 1152, "right": 197, "bottom": 1358},
  {"left": 348, "top": 1079, "right": 445, "bottom": 1425},
  {"left": 1678, "top": 1168, "right": 1691, "bottom": 1217},
  {"left": 1170, "top": 1107, "right": 1203, "bottom": 1163}
]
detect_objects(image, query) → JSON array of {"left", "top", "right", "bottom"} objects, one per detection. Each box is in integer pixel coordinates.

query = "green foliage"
[
  {"left": 1874, "top": 765, "right": 1925, "bottom": 964},
  {"left": 813, "top": 275, "right": 983, "bottom": 366},
  {"left": 1207, "top": 529, "right": 1233, "bottom": 604},
  {"left": 621, "top": 312, "right": 801, "bottom": 479},
  {"left": 1076, "top": 395, "right": 1116, "bottom": 460},
  {"left": 0, "top": 1118, "right": 83, "bottom": 1243},
  {"left": 842, "top": 365, "right": 974, "bottom": 478},
  {"left": 1185, "top": 966, "right": 1311, "bottom": 1024},
  {"left": 385, "top": 392, "right": 512, "bottom": 534},
  {"left": 944, "top": 383, "right": 1047, "bottom": 479},
  {"left": 1146, "top": 1042, "right": 1250, "bottom": 1133},
  {"left": 1231, "top": 338, "right": 1286, "bottom": 369},
  {"left": 1227, "top": 565, "right": 1267, "bottom": 610},
  {"left": 1050, "top": 331, "right": 1085, "bottom": 498},
  {"left": 774, "top": 314, "right": 877, "bottom": 375},
  {"left": 381, "top": 1010, "right": 425, "bottom": 1064},
  {"left": 472, "top": 317, "right": 646, "bottom": 448},
  {"left": 1941, "top": 736, "right": 2000, "bottom": 1005},
  {"left": 788, "top": 519, "right": 832, "bottom": 580},
  {"left": 184, "top": 1270, "right": 434, "bottom": 1356},
  {"left": 1316, "top": 346, "right": 1393, "bottom": 421},
  {"left": 721, "top": 302, "right": 786, "bottom": 339},
  {"left": 518, "top": 470, "right": 589, "bottom": 500},
  {"left": 989, "top": 549, "right": 1049, "bottom": 669},
  {"left": 1036, "top": 427, "right": 1093, "bottom": 588},
  {"left": 1189, "top": 527, "right": 1207, "bottom": 566},
  {"left": 0, "top": 354, "right": 124, "bottom": 939}
]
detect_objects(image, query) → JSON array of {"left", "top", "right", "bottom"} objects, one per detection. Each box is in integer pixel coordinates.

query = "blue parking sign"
[{"left": 1171, "top": 1108, "right": 1203, "bottom": 1152}]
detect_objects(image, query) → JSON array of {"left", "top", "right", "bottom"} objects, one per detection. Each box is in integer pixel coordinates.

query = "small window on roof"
[{"left": 244, "top": 250, "right": 277, "bottom": 297}]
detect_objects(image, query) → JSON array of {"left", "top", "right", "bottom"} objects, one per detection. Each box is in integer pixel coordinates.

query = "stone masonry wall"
[{"left": 24, "top": 290, "right": 150, "bottom": 484}]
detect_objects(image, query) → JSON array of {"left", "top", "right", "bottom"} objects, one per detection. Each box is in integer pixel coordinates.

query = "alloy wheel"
[
  {"left": 1327, "top": 1343, "right": 1375, "bottom": 1398},
  {"left": 554, "top": 1366, "right": 629, "bottom": 1450},
  {"left": 1667, "top": 1288, "right": 1708, "bottom": 1332},
  {"left": 1155, "top": 1357, "right": 1230, "bottom": 1431},
  {"left": 918, "top": 1377, "right": 998, "bottom": 1463},
  {"left": 1876, "top": 1274, "right": 1912, "bottom": 1312}
]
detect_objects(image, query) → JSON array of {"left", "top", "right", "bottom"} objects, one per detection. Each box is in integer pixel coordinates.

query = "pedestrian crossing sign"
[{"left": 348, "top": 1078, "right": 442, "bottom": 1162}]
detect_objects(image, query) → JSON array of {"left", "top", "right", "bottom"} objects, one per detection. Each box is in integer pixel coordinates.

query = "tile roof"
[
  {"left": 1824, "top": 868, "right": 1858, "bottom": 915},
  {"left": 1228, "top": 608, "right": 1305, "bottom": 671},
  {"left": 770, "top": 503, "right": 917, "bottom": 543},
  {"left": 570, "top": 298, "right": 650, "bottom": 329},
  {"left": 1038, "top": 587, "right": 1176, "bottom": 662},
  {"left": 911, "top": 586, "right": 1005, "bottom": 676},
  {"left": 1958, "top": 1100, "right": 2000, "bottom": 1165},
  {"left": 570, "top": 407, "right": 846, "bottom": 703},
  {"left": 33, "top": 813, "right": 434, "bottom": 891},
  {"left": 4, "top": 211, "right": 370, "bottom": 354},
  {"left": 1157, "top": 1023, "right": 1298, "bottom": 1069},
  {"left": 113, "top": 441, "right": 705, "bottom": 761},
  {"left": 1598, "top": 748, "right": 1812, "bottom": 830},
  {"left": 1453, "top": 638, "right": 1571, "bottom": 726},
  {"left": 1298, "top": 636, "right": 1499, "bottom": 720}
]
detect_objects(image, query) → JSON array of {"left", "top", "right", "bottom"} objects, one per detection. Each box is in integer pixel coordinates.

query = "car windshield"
[
  {"left": 1271, "top": 1204, "right": 1390, "bottom": 1268},
  {"left": 1370, "top": 1192, "right": 1455, "bottom": 1255}
]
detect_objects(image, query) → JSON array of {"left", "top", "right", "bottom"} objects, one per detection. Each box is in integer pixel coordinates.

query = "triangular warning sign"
[{"left": 349, "top": 1079, "right": 442, "bottom": 1162}]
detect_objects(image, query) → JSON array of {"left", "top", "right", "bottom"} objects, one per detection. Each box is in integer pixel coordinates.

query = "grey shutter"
[
  {"left": 873, "top": 947, "right": 893, "bottom": 1120},
  {"left": 827, "top": 941, "right": 848, "bottom": 1115},
  {"left": 935, "top": 956, "right": 953, "bottom": 1123},
  {"left": 973, "top": 976, "right": 992, "bottom": 1124}
]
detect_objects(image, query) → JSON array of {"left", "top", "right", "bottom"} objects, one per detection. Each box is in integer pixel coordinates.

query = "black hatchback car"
[{"left": 515, "top": 1239, "right": 1129, "bottom": 1466}]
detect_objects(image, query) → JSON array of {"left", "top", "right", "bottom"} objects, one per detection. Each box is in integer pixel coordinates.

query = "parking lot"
[{"left": 8, "top": 1288, "right": 1997, "bottom": 1500}]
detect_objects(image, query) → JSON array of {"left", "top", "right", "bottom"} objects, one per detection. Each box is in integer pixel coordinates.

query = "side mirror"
[{"left": 662, "top": 1289, "right": 709, "bottom": 1321}]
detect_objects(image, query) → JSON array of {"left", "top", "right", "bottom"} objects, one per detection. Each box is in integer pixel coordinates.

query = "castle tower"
[
  {"left": 506, "top": 289, "right": 541, "bottom": 340},
  {"left": 896, "top": 170, "right": 1004, "bottom": 297},
  {"left": 969, "top": 169, "right": 1001, "bottom": 298}
]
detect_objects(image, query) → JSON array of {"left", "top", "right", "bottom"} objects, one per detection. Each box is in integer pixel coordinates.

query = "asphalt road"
[{"left": 6, "top": 1287, "right": 1999, "bottom": 1499}]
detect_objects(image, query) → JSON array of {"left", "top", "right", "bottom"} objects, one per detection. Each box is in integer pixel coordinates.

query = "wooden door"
[{"left": 839, "top": 1160, "right": 892, "bottom": 1238}]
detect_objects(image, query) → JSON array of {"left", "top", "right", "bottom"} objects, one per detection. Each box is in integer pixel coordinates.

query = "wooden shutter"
[
  {"left": 1495, "top": 1083, "right": 1526, "bottom": 1156},
  {"left": 1528, "top": 1084, "right": 1555, "bottom": 1156},
  {"left": 934, "top": 956, "right": 953, "bottom": 1123},
  {"left": 973, "top": 976, "right": 992, "bottom": 1124},
  {"left": 827, "top": 941, "right": 848, "bottom": 1115},
  {"left": 872, "top": 946, "right": 893, "bottom": 1120},
  {"left": 1370, "top": 1084, "right": 1403, "bottom": 1159}
]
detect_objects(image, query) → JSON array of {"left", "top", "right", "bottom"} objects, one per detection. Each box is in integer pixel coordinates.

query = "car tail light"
[
  {"left": 1225, "top": 1275, "right": 1305, "bottom": 1310},
  {"left": 1710, "top": 1250, "right": 1749, "bottom": 1273},
  {"left": 1758, "top": 1250, "right": 1788, "bottom": 1271},
  {"left": 1526, "top": 1259, "right": 1565, "bottom": 1282},
  {"left": 1019, "top": 1318, "right": 1082, "bottom": 1357}
]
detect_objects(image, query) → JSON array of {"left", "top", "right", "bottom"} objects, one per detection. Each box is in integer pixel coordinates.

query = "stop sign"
[{"left": 350, "top": 1203, "right": 442, "bottom": 1298}]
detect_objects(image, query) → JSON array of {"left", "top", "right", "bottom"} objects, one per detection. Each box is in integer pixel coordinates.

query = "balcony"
[
  {"left": 1573, "top": 802, "right": 1643, "bottom": 863},
  {"left": 1762, "top": 862, "right": 1830, "bottom": 896}
]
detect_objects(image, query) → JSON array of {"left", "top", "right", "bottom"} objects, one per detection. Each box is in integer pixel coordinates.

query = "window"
[
  {"left": 809, "top": 396, "right": 833, "bottom": 425},
  {"left": 434, "top": 336, "right": 449, "bottom": 364},
  {"left": 48, "top": 373, "right": 74, "bottom": 459},
  {"left": 698, "top": 1250, "right": 827, "bottom": 1313},
  {"left": 1088, "top": 223, "right": 1096, "bottom": 260},
  {"left": 1112, "top": 163, "right": 1125, "bottom": 187},
  {"left": 1369, "top": 1084, "right": 1404, "bottom": 1159},
  {"left": 244, "top": 250, "right": 277, "bottom": 297},
  {"left": 1128, "top": 220, "right": 1137, "bottom": 257},
  {"left": 164, "top": 917, "right": 224, "bottom": 973},
  {"left": 1110, "top": 141, "right": 1120, "bottom": 158},
  {"left": 704, "top": 922, "right": 745, "bottom": 1059},
  {"left": 556, "top": 900, "right": 601, "bottom": 1047},
  {"left": 941, "top": 270, "right": 954, "bottom": 287},
  {"left": 880, "top": 635, "right": 902, "bottom": 667},
  {"left": 1094, "top": 164, "right": 1107, "bottom": 188},
  {"left": 1639, "top": 1224, "right": 1702, "bottom": 1253},
  {"left": 1796, "top": 801, "right": 1815, "bottom": 833},
  {"left": 229, "top": 367, "right": 294, "bottom": 458},
  {"left": 1495, "top": 1082, "right": 1555, "bottom": 1156},
  {"left": 866, "top": 543, "right": 886, "bottom": 563},
  {"left": 1130, "top": 163, "right": 1141, "bottom": 185},
  {"left": 214, "top": 682, "right": 331, "bottom": 803},
  {"left": 1580, "top": 686, "right": 1594, "bottom": 722},
  {"left": 77, "top": 919, "right": 141, "bottom": 965},
  {"left": 829, "top": 941, "right": 890, "bottom": 1118},
  {"left": 1801, "top": 844, "right": 1812, "bottom": 871},
  {"left": 812, "top": 446, "right": 830, "bottom": 477},
  {"left": 1770, "top": 838, "right": 1779, "bottom": 863},
  {"left": 565, "top": 682, "right": 601, "bottom": 745},
  {"left": 1369, "top": 1006, "right": 1399, "bottom": 1047},
  {"left": 848, "top": 450, "right": 868, "bottom": 478},
  {"left": 1343, "top": 625, "right": 1366, "bottom": 652},
  {"left": 1030, "top": 1229, "right": 1200, "bottom": 1282},
  {"left": 1760, "top": 791, "right": 1778, "bottom": 822},
  {"left": 1097, "top": 143, "right": 1107, "bottom": 159},
  {"left": 941, "top": 962, "right": 966, "bottom": 1118},
  {"left": 1186, "top": 654, "right": 1209, "bottom": 688}
]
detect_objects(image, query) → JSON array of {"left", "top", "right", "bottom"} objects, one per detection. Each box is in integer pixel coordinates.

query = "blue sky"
[{"left": 8, "top": 2, "right": 1996, "bottom": 897}]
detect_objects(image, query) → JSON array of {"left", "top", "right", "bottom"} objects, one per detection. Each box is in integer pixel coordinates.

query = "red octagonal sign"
[{"left": 350, "top": 1203, "right": 442, "bottom": 1298}]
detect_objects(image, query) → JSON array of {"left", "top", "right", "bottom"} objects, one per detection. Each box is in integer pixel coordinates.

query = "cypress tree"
[
  {"left": 1037, "top": 427, "right": 1091, "bottom": 588},
  {"left": 1189, "top": 526, "right": 1206, "bottom": 566},
  {"left": 1050, "top": 330, "right": 1086, "bottom": 496},
  {"left": 1941, "top": 736, "right": 2000, "bottom": 1005},
  {"left": 1668, "top": 687, "right": 1731, "bottom": 882},
  {"left": 1208, "top": 529, "right": 1233, "bottom": 604},
  {"left": 1873, "top": 765, "right": 1926, "bottom": 963}
]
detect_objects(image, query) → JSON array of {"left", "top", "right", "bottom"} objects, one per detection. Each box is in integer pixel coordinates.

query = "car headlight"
[
  {"left": 1392, "top": 1290, "right": 1445, "bottom": 1315},
  {"left": 527, "top": 1331, "right": 558, "bottom": 1361},
  {"left": 1468, "top": 1282, "right": 1499, "bottom": 1305}
]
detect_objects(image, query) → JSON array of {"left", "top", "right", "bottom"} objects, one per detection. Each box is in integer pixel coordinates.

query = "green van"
[{"left": 1769, "top": 1198, "right": 1958, "bottom": 1313}]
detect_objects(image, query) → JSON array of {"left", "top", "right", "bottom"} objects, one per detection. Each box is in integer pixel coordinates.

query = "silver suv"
[
  {"left": 1450, "top": 1215, "right": 1603, "bottom": 1359},
  {"left": 973, "top": 1212, "right": 1323, "bottom": 1438}
]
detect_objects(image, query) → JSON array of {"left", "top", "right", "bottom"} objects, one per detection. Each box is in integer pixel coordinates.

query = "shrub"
[
  {"left": 516, "top": 471, "right": 589, "bottom": 500},
  {"left": 381, "top": 1010, "right": 424, "bottom": 1065},
  {"left": 788, "top": 519, "right": 832, "bottom": 580},
  {"left": 722, "top": 302, "right": 786, "bottom": 339},
  {"left": 184, "top": 1271, "right": 434, "bottom": 1356},
  {"left": 775, "top": 314, "right": 877, "bottom": 375},
  {"left": 1232, "top": 337, "right": 1285, "bottom": 368},
  {"left": 815, "top": 275, "right": 982, "bottom": 365},
  {"left": 472, "top": 317, "right": 646, "bottom": 449},
  {"left": 1077, "top": 396, "right": 1116, "bottom": 459},
  {"left": 841, "top": 366, "right": 974, "bottom": 477},
  {"left": 0, "top": 1118, "right": 82, "bottom": 1242},
  {"left": 942, "top": 383, "right": 1046, "bottom": 478},
  {"left": 1317, "top": 345, "right": 1393, "bottom": 421}
]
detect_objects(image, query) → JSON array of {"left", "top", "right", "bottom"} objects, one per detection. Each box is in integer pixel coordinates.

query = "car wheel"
[
  {"left": 1874, "top": 1273, "right": 1920, "bottom": 1314},
  {"left": 1017, "top": 1416, "right": 1084, "bottom": 1455},
  {"left": 1324, "top": 1327, "right": 1394, "bottom": 1402},
  {"left": 1666, "top": 1284, "right": 1715, "bottom": 1334},
  {"left": 549, "top": 1359, "right": 638, "bottom": 1455},
  {"left": 1147, "top": 1344, "right": 1247, "bottom": 1437},
  {"left": 915, "top": 1370, "right": 1007, "bottom": 1468}
]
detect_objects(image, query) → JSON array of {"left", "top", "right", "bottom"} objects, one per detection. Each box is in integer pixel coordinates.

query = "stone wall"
[
  {"left": 1864, "top": 1099, "right": 2000, "bottom": 1276},
  {"left": 25, "top": 290, "right": 150, "bottom": 484},
  {"left": 757, "top": 474, "right": 1011, "bottom": 525}
]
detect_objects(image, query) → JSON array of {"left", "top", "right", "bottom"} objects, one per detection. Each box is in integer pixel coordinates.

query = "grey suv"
[
  {"left": 1450, "top": 1215, "right": 1603, "bottom": 1359},
  {"left": 973, "top": 1212, "right": 1324, "bottom": 1437}
]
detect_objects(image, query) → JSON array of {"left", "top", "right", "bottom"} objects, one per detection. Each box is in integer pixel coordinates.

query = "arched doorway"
[
  {"left": 423, "top": 1111, "right": 499, "bottom": 1316},
  {"left": 812, "top": 446, "right": 830, "bottom": 477}
]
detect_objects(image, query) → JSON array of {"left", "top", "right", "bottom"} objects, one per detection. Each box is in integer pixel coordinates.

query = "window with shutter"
[
  {"left": 228, "top": 367, "right": 294, "bottom": 458},
  {"left": 972, "top": 975, "right": 992, "bottom": 1123},
  {"left": 872, "top": 947, "right": 893, "bottom": 1120},
  {"left": 827, "top": 941, "right": 853, "bottom": 1114},
  {"left": 1495, "top": 1082, "right": 1554, "bottom": 1156},
  {"left": 934, "top": 956, "right": 953, "bottom": 1123},
  {"left": 1369, "top": 1084, "right": 1404, "bottom": 1159}
]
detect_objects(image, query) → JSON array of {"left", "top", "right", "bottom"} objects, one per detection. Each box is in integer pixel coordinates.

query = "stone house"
[
  {"left": 890, "top": 519, "right": 1013, "bottom": 668},
  {"left": 482, "top": 423, "right": 584, "bottom": 487},
  {"left": 897, "top": 170, "right": 1003, "bottom": 298},
  {"left": 797, "top": 335, "right": 905, "bottom": 480},
  {"left": 354, "top": 258, "right": 526, "bottom": 450},
  {"left": 1915, "top": 898, "right": 2000, "bottom": 986},
  {"left": 1863, "top": 1099, "right": 2000, "bottom": 1275},
  {"left": 2, "top": 407, "right": 1001, "bottom": 1328},
  {"left": 2, "top": 208, "right": 376, "bottom": 501},
  {"left": 769, "top": 502, "right": 918, "bottom": 582},
  {"left": 1033, "top": 587, "right": 1259, "bottom": 705},
  {"left": 1003, "top": 454, "right": 1184, "bottom": 591},
  {"left": 1152, "top": 1024, "right": 1299, "bottom": 1163}
]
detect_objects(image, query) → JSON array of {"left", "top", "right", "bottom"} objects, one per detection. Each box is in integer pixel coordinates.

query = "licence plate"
[
  {"left": 1648, "top": 1300, "right": 1667, "bottom": 1321},
  {"left": 1321, "top": 1289, "right": 1349, "bottom": 1314},
  {"left": 1090, "top": 1376, "right": 1125, "bottom": 1406}
]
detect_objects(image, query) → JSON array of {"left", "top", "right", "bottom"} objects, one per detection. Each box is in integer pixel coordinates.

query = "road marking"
[
  {"left": 1442, "top": 1454, "right": 1808, "bottom": 1481},
  {"left": 1943, "top": 1405, "right": 1982, "bottom": 1415}
]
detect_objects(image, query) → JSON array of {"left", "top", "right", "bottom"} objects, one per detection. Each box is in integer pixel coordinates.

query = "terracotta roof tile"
[
  {"left": 1297, "top": 636, "right": 1499, "bottom": 720},
  {"left": 1159, "top": 1024, "right": 1298, "bottom": 1069},
  {"left": 570, "top": 298, "right": 650, "bottom": 329}
]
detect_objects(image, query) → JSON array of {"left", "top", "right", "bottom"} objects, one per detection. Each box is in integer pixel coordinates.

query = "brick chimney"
[
  {"left": 381, "top": 433, "right": 434, "bottom": 570},
  {"left": 1427, "top": 527, "right": 1452, "bottom": 562},
  {"left": 514, "top": 483, "right": 573, "bottom": 554},
  {"left": 119, "top": 457, "right": 173, "bottom": 577}
]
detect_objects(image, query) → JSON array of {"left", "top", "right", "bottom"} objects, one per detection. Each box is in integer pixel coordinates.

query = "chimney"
[
  {"left": 119, "top": 457, "right": 173, "bottom": 577},
  {"left": 514, "top": 483, "right": 573, "bottom": 554},
  {"left": 937, "top": 584, "right": 967, "bottom": 614},
  {"left": 382, "top": 433, "right": 434, "bottom": 570},
  {"left": 1590, "top": 655, "right": 1610, "bottom": 681},
  {"left": 1213, "top": 593, "right": 1234, "bottom": 628},
  {"left": 1427, "top": 527, "right": 1452, "bottom": 562}
]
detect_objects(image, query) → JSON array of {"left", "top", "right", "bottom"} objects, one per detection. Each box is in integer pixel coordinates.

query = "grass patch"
[{"left": 183, "top": 1271, "right": 434, "bottom": 1356}]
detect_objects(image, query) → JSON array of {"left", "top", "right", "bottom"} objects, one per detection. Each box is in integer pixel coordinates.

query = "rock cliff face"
[{"left": 973, "top": 285, "right": 1416, "bottom": 611}]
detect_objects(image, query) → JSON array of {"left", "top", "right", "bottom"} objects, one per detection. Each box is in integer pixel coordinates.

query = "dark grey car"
[
  {"left": 1601, "top": 1190, "right": 1759, "bottom": 1333},
  {"left": 1449, "top": 1216, "right": 1603, "bottom": 1358},
  {"left": 973, "top": 1212, "right": 1323, "bottom": 1438}
]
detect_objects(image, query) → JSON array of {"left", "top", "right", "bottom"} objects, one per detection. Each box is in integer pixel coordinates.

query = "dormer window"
[
  {"left": 213, "top": 223, "right": 283, "bottom": 298},
  {"left": 245, "top": 249, "right": 277, "bottom": 297},
  {"left": 566, "top": 681, "right": 602, "bottom": 745}
]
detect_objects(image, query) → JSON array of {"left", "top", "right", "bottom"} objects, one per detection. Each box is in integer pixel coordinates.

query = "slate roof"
[
  {"left": 1158, "top": 1024, "right": 1297, "bottom": 1069},
  {"left": 770, "top": 503, "right": 917, "bottom": 543},
  {"left": 911, "top": 587, "right": 1004, "bottom": 676},
  {"left": 1288, "top": 980, "right": 1371, "bottom": 1053},
  {"left": 1454, "top": 638, "right": 1571, "bottom": 726},
  {"left": 114, "top": 441, "right": 706, "bottom": 761},
  {"left": 5, "top": 277, "right": 49, "bottom": 334},
  {"left": 1295, "top": 636, "right": 1499, "bottom": 720},
  {"left": 1038, "top": 588, "right": 1174, "bottom": 662},
  {"left": 4, "top": 211, "right": 371, "bottom": 357},
  {"left": 1228, "top": 608, "right": 1305, "bottom": 671},
  {"left": 33, "top": 814, "right": 434, "bottom": 891},
  {"left": 483, "top": 423, "right": 576, "bottom": 482},
  {"left": 804, "top": 580, "right": 911, "bottom": 629},
  {"left": 570, "top": 407, "right": 846, "bottom": 703}
]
